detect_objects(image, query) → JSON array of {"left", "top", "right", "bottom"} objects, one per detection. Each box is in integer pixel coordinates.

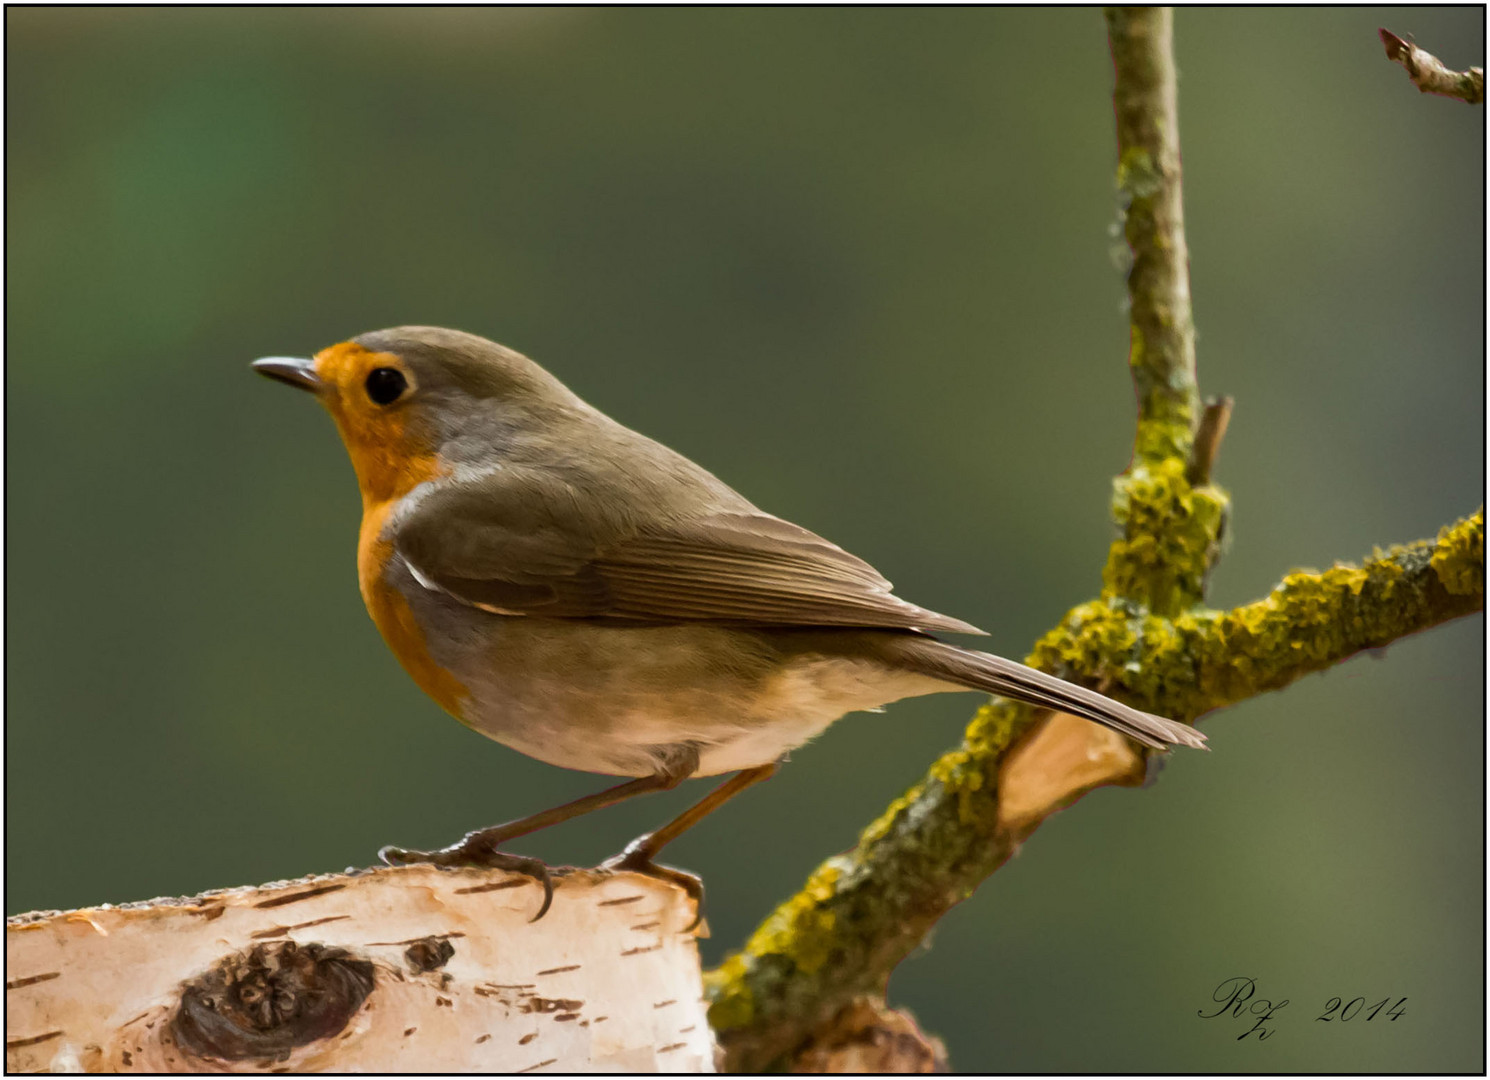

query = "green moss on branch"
[
  {"left": 702, "top": 10, "right": 1482, "bottom": 1070},
  {"left": 1037, "top": 510, "right": 1483, "bottom": 722},
  {"left": 704, "top": 694, "right": 1038, "bottom": 1071},
  {"left": 1103, "top": 457, "right": 1229, "bottom": 614},
  {"left": 707, "top": 511, "right": 1483, "bottom": 1070},
  {"left": 1108, "top": 6, "right": 1199, "bottom": 465},
  {"left": 1432, "top": 512, "right": 1485, "bottom": 595}
]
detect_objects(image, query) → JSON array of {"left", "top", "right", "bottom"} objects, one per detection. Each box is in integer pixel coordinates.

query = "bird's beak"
[{"left": 252, "top": 356, "right": 322, "bottom": 393}]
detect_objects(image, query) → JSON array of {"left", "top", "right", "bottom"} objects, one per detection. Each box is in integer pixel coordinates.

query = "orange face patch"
[
  {"left": 312, "top": 341, "right": 468, "bottom": 718},
  {"left": 312, "top": 342, "right": 444, "bottom": 507}
]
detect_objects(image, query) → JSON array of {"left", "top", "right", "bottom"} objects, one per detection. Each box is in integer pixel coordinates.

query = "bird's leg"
[
  {"left": 380, "top": 773, "right": 679, "bottom": 920},
  {"left": 603, "top": 762, "right": 779, "bottom": 931}
]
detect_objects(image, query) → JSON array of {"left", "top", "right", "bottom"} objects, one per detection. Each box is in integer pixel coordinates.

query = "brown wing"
[{"left": 393, "top": 471, "right": 986, "bottom": 635}]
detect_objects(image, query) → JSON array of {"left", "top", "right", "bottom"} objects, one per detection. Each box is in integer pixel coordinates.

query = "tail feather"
[{"left": 892, "top": 638, "right": 1206, "bottom": 751}]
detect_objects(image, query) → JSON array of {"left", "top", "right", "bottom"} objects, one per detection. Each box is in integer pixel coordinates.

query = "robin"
[{"left": 254, "top": 326, "right": 1205, "bottom": 920}]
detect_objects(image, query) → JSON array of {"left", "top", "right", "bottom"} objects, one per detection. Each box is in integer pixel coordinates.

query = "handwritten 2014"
[{"left": 1199, "top": 977, "right": 1405, "bottom": 1041}]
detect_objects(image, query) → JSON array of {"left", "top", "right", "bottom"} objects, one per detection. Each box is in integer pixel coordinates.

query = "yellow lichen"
[
  {"left": 738, "top": 863, "right": 843, "bottom": 976},
  {"left": 704, "top": 953, "right": 755, "bottom": 1030},
  {"left": 1018, "top": 522, "right": 1480, "bottom": 728},
  {"left": 927, "top": 748, "right": 988, "bottom": 827},
  {"left": 1029, "top": 601, "right": 1137, "bottom": 678},
  {"left": 1133, "top": 415, "right": 1196, "bottom": 463},
  {"left": 705, "top": 505, "right": 1483, "bottom": 1060},
  {"left": 802, "top": 862, "right": 844, "bottom": 904},
  {"left": 858, "top": 784, "right": 924, "bottom": 848},
  {"left": 1102, "top": 457, "right": 1228, "bottom": 614},
  {"left": 964, "top": 695, "right": 1034, "bottom": 757},
  {"left": 1432, "top": 512, "right": 1485, "bottom": 596}
]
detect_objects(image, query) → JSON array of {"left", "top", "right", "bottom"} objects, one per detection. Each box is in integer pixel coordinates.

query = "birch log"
[{"left": 6, "top": 865, "right": 715, "bottom": 1073}]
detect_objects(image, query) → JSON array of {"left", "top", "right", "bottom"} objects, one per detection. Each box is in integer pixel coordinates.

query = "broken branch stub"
[{"left": 6, "top": 865, "right": 715, "bottom": 1073}]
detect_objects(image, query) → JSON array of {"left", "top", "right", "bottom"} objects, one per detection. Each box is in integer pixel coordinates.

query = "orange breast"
[{"left": 358, "top": 500, "right": 470, "bottom": 719}]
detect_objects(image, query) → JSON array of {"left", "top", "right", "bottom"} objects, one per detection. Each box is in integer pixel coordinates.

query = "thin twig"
[
  {"left": 1108, "top": 6, "right": 1200, "bottom": 464},
  {"left": 707, "top": 510, "right": 1483, "bottom": 1071},
  {"left": 1186, "top": 396, "right": 1234, "bottom": 486},
  {"left": 1102, "top": 7, "right": 1216, "bottom": 618},
  {"left": 700, "top": 13, "right": 1484, "bottom": 1070},
  {"left": 1380, "top": 29, "right": 1484, "bottom": 105},
  {"left": 1038, "top": 510, "right": 1485, "bottom": 723}
]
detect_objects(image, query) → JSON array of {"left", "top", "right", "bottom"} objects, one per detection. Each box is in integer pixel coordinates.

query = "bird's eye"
[{"left": 365, "top": 367, "right": 408, "bottom": 406}]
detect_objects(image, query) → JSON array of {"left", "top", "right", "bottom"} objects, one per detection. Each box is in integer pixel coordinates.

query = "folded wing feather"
[{"left": 394, "top": 477, "right": 986, "bottom": 635}]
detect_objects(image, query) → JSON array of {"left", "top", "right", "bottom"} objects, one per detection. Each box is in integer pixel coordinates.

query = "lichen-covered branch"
[
  {"left": 1034, "top": 510, "right": 1484, "bottom": 723},
  {"left": 706, "top": 512, "right": 1483, "bottom": 1072},
  {"left": 1380, "top": 28, "right": 1485, "bottom": 105},
  {"left": 1108, "top": 6, "right": 1199, "bottom": 467},
  {"left": 1104, "top": 6, "right": 1220, "bottom": 621},
  {"left": 703, "top": 9, "right": 1484, "bottom": 1070}
]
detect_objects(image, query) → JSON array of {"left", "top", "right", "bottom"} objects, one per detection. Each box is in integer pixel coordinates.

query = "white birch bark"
[{"left": 6, "top": 865, "right": 715, "bottom": 1073}]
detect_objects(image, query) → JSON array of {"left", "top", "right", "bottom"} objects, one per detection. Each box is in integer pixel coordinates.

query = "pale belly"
[{"left": 390, "top": 563, "right": 951, "bottom": 778}]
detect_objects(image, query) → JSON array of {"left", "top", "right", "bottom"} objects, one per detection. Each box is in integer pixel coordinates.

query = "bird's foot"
[
  {"left": 380, "top": 831, "right": 555, "bottom": 920},
  {"left": 601, "top": 837, "right": 705, "bottom": 933}
]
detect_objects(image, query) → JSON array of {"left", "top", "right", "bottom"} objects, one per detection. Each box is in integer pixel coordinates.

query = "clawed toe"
[
  {"left": 377, "top": 843, "right": 430, "bottom": 867},
  {"left": 603, "top": 843, "right": 705, "bottom": 932},
  {"left": 378, "top": 840, "right": 555, "bottom": 921}
]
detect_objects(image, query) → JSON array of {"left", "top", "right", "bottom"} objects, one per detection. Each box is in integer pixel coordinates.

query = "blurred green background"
[{"left": 7, "top": 7, "right": 1482, "bottom": 1071}]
